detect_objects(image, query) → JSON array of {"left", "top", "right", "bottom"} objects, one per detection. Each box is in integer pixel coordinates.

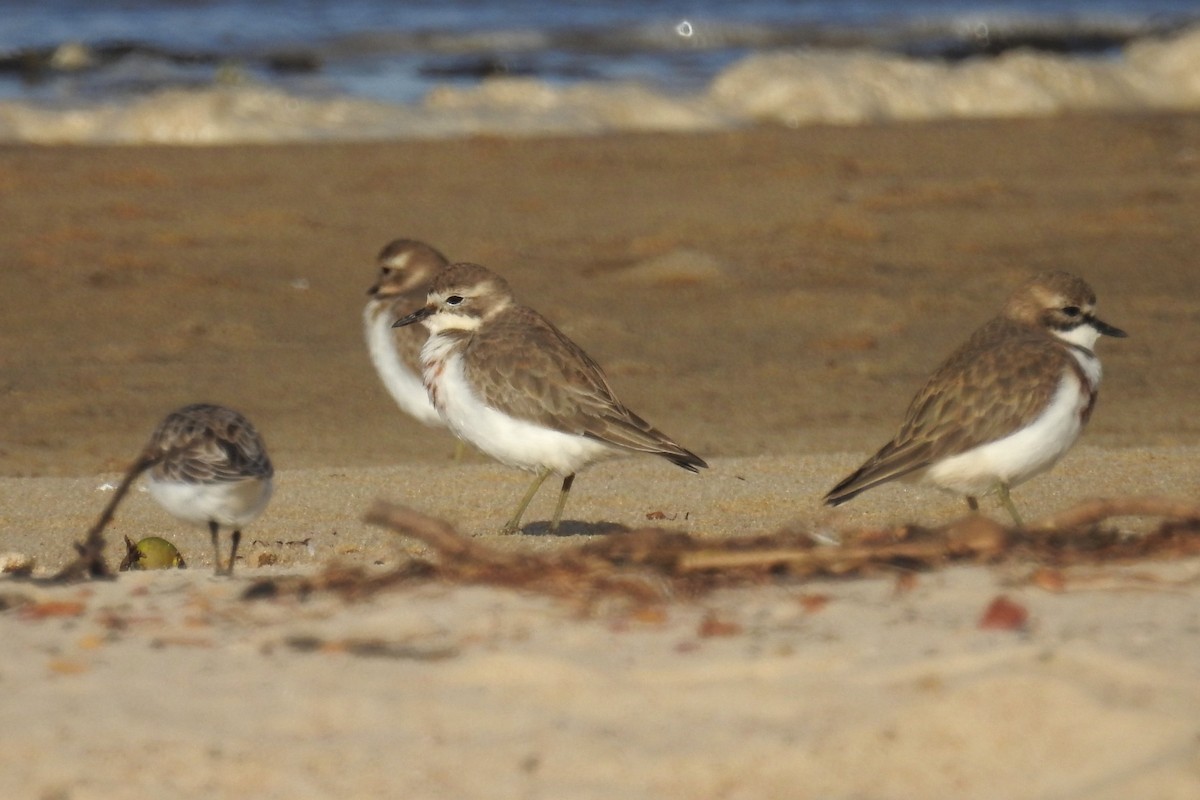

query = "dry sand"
[{"left": 2, "top": 113, "right": 1200, "bottom": 798}]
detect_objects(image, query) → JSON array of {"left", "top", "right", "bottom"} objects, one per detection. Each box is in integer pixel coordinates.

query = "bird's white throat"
[
  {"left": 422, "top": 310, "right": 483, "bottom": 335},
  {"left": 1052, "top": 320, "right": 1102, "bottom": 351}
]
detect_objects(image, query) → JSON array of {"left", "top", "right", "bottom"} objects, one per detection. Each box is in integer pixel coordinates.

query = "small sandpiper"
[{"left": 143, "top": 403, "right": 274, "bottom": 574}]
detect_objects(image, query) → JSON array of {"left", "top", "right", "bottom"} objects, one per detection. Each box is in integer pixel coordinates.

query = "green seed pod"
[{"left": 119, "top": 535, "right": 187, "bottom": 571}]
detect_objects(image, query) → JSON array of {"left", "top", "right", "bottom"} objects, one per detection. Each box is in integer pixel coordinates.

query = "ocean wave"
[
  {"left": 712, "top": 27, "right": 1200, "bottom": 125},
  {"left": 1, "top": 24, "right": 1198, "bottom": 144}
]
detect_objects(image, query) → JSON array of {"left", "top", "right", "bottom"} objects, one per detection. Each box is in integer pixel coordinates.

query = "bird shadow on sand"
[{"left": 521, "top": 520, "right": 631, "bottom": 538}]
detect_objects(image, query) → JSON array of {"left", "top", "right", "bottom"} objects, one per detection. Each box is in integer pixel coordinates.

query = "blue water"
[{"left": 3, "top": 0, "right": 1198, "bottom": 105}]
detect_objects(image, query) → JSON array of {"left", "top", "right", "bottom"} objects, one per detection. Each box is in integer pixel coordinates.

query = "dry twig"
[
  {"left": 1029, "top": 496, "right": 1200, "bottom": 532},
  {"left": 51, "top": 455, "right": 160, "bottom": 583},
  {"left": 345, "top": 496, "right": 1200, "bottom": 606}
]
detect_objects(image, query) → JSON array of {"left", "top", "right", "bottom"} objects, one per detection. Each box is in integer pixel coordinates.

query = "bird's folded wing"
[
  {"left": 833, "top": 332, "right": 1071, "bottom": 495},
  {"left": 463, "top": 308, "right": 701, "bottom": 463}
]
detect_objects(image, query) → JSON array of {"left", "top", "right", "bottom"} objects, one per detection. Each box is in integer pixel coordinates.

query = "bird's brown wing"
[
  {"left": 826, "top": 320, "right": 1073, "bottom": 503},
  {"left": 146, "top": 404, "right": 274, "bottom": 484},
  {"left": 463, "top": 307, "right": 706, "bottom": 471}
]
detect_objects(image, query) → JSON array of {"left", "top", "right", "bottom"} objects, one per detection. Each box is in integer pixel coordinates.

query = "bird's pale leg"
[
  {"left": 226, "top": 529, "right": 242, "bottom": 577},
  {"left": 503, "top": 467, "right": 552, "bottom": 534},
  {"left": 966, "top": 496, "right": 980, "bottom": 512},
  {"left": 208, "top": 521, "right": 223, "bottom": 576},
  {"left": 996, "top": 484, "right": 1024, "bottom": 528},
  {"left": 549, "top": 473, "right": 576, "bottom": 533},
  {"left": 452, "top": 439, "right": 468, "bottom": 462}
]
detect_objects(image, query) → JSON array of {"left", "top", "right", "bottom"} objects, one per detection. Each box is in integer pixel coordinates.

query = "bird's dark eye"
[
  {"left": 446, "top": 295, "right": 464, "bottom": 306},
  {"left": 1062, "top": 306, "right": 1081, "bottom": 317}
]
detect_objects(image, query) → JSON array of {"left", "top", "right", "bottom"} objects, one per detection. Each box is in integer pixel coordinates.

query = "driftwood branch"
[
  {"left": 1029, "top": 496, "right": 1200, "bottom": 532},
  {"left": 51, "top": 455, "right": 159, "bottom": 583},
  {"left": 351, "top": 496, "right": 1200, "bottom": 606},
  {"left": 363, "top": 501, "right": 672, "bottom": 603},
  {"left": 363, "top": 501, "right": 518, "bottom": 567}
]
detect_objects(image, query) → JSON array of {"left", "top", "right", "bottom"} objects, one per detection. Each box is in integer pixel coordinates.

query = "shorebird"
[
  {"left": 364, "top": 238, "right": 451, "bottom": 429},
  {"left": 142, "top": 403, "right": 274, "bottom": 575},
  {"left": 824, "top": 271, "right": 1126, "bottom": 526},
  {"left": 393, "top": 262, "right": 707, "bottom": 533}
]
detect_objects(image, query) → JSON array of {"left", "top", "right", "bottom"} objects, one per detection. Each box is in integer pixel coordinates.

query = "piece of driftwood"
[
  {"left": 1029, "top": 496, "right": 1200, "bottom": 531},
  {"left": 51, "top": 455, "right": 160, "bottom": 582},
  {"left": 334, "top": 497, "right": 1200, "bottom": 606}
]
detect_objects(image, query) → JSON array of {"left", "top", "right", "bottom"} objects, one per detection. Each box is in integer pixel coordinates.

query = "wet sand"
[{"left": 2, "top": 113, "right": 1200, "bottom": 798}]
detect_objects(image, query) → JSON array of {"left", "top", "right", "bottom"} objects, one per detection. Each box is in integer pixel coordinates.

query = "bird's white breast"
[
  {"left": 925, "top": 350, "right": 1100, "bottom": 496},
  {"left": 148, "top": 476, "right": 273, "bottom": 528},
  {"left": 421, "top": 334, "right": 616, "bottom": 475},
  {"left": 364, "top": 305, "right": 443, "bottom": 427}
]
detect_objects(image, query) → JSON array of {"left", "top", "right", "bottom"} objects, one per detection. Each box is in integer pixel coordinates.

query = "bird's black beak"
[
  {"left": 1092, "top": 316, "right": 1127, "bottom": 338},
  {"left": 393, "top": 306, "right": 432, "bottom": 328}
]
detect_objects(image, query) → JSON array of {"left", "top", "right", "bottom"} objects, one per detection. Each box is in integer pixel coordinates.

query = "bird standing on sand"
[
  {"left": 143, "top": 403, "right": 274, "bottom": 575},
  {"left": 393, "top": 262, "right": 707, "bottom": 534},
  {"left": 364, "top": 238, "right": 451, "bottom": 429},
  {"left": 824, "top": 271, "right": 1126, "bottom": 526}
]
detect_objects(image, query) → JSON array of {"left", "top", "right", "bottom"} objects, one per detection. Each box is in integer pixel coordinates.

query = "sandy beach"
[{"left": 2, "top": 113, "right": 1200, "bottom": 798}]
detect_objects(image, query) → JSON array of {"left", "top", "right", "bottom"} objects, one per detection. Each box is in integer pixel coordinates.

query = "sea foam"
[
  {"left": 712, "top": 27, "right": 1200, "bottom": 125},
  {"left": 1, "top": 25, "right": 1197, "bottom": 144}
]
